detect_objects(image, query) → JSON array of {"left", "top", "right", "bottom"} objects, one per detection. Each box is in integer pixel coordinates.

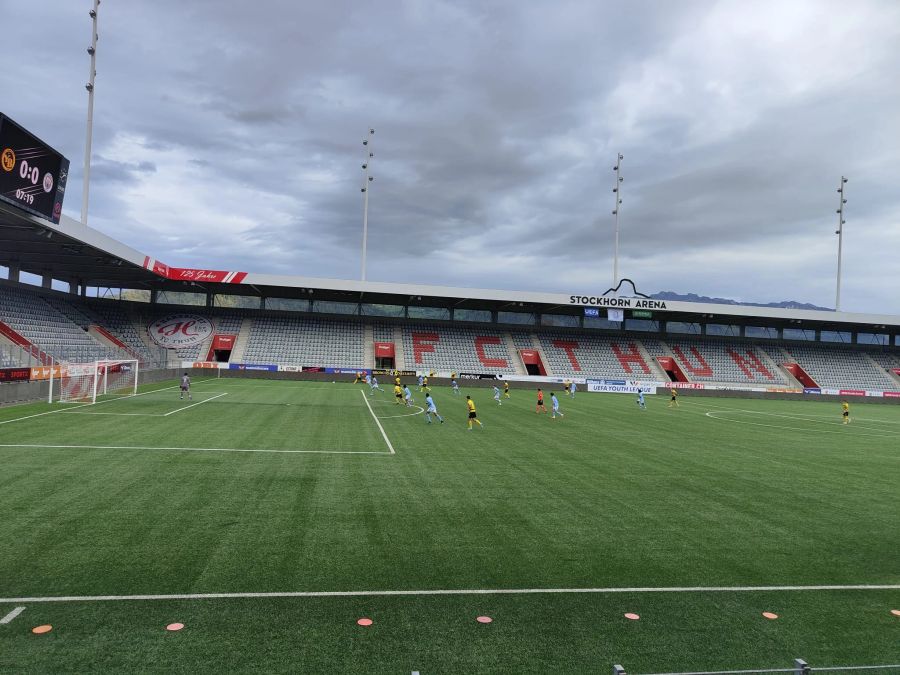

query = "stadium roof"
[{"left": 1, "top": 202, "right": 898, "bottom": 333}]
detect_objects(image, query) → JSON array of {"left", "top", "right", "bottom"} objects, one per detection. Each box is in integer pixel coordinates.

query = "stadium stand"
[
  {"left": 0, "top": 286, "right": 114, "bottom": 364},
  {"left": 777, "top": 344, "right": 898, "bottom": 391},
  {"left": 400, "top": 324, "right": 519, "bottom": 375},
  {"left": 537, "top": 333, "right": 657, "bottom": 379},
  {"left": 243, "top": 316, "right": 365, "bottom": 367},
  {"left": 2, "top": 284, "right": 898, "bottom": 390},
  {"left": 662, "top": 338, "right": 788, "bottom": 385}
]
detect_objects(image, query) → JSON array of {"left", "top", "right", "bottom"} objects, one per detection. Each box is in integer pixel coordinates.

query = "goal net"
[{"left": 49, "top": 359, "right": 140, "bottom": 404}]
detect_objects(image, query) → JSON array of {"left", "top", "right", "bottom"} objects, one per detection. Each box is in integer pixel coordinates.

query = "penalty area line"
[
  {"left": 0, "top": 606, "right": 25, "bottom": 623},
  {"left": 3, "top": 584, "right": 900, "bottom": 604},
  {"left": 162, "top": 392, "right": 229, "bottom": 416},
  {"left": 361, "top": 389, "right": 396, "bottom": 454}
]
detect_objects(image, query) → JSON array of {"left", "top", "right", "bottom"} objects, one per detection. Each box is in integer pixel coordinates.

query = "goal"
[{"left": 48, "top": 359, "right": 140, "bottom": 404}]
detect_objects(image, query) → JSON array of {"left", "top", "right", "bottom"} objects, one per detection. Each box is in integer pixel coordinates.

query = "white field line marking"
[
  {"left": 0, "top": 606, "right": 25, "bottom": 623},
  {"left": 361, "top": 390, "right": 396, "bottom": 454},
  {"left": 2, "top": 584, "right": 900, "bottom": 604},
  {"left": 162, "top": 392, "right": 229, "bottom": 417},
  {"left": 376, "top": 405, "right": 424, "bottom": 419},
  {"left": 61, "top": 411, "right": 167, "bottom": 417},
  {"left": 0, "top": 443, "right": 391, "bottom": 456},
  {"left": 0, "top": 379, "right": 218, "bottom": 427},
  {"left": 704, "top": 411, "right": 900, "bottom": 439}
]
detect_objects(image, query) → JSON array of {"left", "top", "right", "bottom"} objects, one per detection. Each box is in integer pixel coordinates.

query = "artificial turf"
[{"left": 0, "top": 377, "right": 898, "bottom": 673}]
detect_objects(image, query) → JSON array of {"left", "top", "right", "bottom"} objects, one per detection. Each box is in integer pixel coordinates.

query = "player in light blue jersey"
[
  {"left": 370, "top": 376, "right": 384, "bottom": 395},
  {"left": 493, "top": 385, "right": 502, "bottom": 406},
  {"left": 569, "top": 381, "right": 576, "bottom": 398},
  {"left": 451, "top": 378, "right": 460, "bottom": 395},
  {"left": 403, "top": 384, "right": 414, "bottom": 407},
  {"left": 636, "top": 388, "right": 646, "bottom": 410},
  {"left": 550, "top": 392, "right": 564, "bottom": 419},
  {"left": 424, "top": 393, "right": 444, "bottom": 424},
  {"left": 417, "top": 374, "right": 425, "bottom": 391}
]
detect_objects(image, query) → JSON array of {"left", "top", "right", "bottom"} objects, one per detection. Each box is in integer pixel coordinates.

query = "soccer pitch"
[{"left": 0, "top": 378, "right": 898, "bottom": 673}]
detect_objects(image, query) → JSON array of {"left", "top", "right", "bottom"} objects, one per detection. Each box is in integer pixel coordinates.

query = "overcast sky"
[{"left": 2, "top": 0, "right": 899, "bottom": 312}]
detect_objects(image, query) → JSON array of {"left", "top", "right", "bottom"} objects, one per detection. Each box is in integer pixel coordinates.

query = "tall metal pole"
[
  {"left": 82, "top": 0, "right": 100, "bottom": 225},
  {"left": 360, "top": 128, "right": 374, "bottom": 281},
  {"left": 612, "top": 153, "right": 623, "bottom": 289},
  {"left": 834, "top": 176, "right": 847, "bottom": 311}
]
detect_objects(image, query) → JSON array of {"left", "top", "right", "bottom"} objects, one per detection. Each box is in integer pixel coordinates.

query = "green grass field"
[{"left": 0, "top": 377, "right": 898, "bottom": 674}]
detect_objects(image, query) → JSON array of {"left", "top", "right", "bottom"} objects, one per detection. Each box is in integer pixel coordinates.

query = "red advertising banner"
[
  {"left": 211, "top": 334, "right": 237, "bottom": 350},
  {"left": 374, "top": 342, "right": 395, "bottom": 357},
  {"left": 0, "top": 367, "right": 31, "bottom": 383},
  {"left": 838, "top": 389, "right": 866, "bottom": 396},
  {"left": 142, "top": 257, "right": 247, "bottom": 284},
  {"left": 883, "top": 391, "right": 900, "bottom": 398}
]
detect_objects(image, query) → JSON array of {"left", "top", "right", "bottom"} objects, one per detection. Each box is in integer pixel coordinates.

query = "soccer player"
[
  {"left": 550, "top": 392, "right": 564, "bottom": 419},
  {"left": 422, "top": 375, "right": 430, "bottom": 393},
  {"left": 493, "top": 385, "right": 502, "bottom": 406},
  {"left": 180, "top": 372, "right": 192, "bottom": 401},
  {"left": 841, "top": 400, "right": 850, "bottom": 425},
  {"left": 563, "top": 380, "right": 570, "bottom": 397},
  {"left": 365, "top": 373, "right": 372, "bottom": 386},
  {"left": 394, "top": 374, "right": 402, "bottom": 388},
  {"left": 636, "top": 388, "right": 646, "bottom": 410},
  {"left": 536, "top": 388, "right": 546, "bottom": 413},
  {"left": 394, "top": 384, "right": 404, "bottom": 405},
  {"left": 424, "top": 393, "right": 444, "bottom": 424},
  {"left": 418, "top": 374, "right": 425, "bottom": 391},
  {"left": 451, "top": 377, "right": 461, "bottom": 395},
  {"left": 569, "top": 381, "right": 576, "bottom": 398},
  {"left": 354, "top": 371, "right": 363, "bottom": 384},
  {"left": 466, "top": 395, "right": 483, "bottom": 430},
  {"left": 403, "top": 384, "right": 414, "bottom": 407},
  {"left": 668, "top": 387, "right": 679, "bottom": 408},
  {"left": 503, "top": 381, "right": 510, "bottom": 399},
  {"left": 370, "top": 376, "right": 384, "bottom": 395}
]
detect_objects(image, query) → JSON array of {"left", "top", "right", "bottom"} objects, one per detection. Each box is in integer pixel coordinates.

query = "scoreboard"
[{"left": 0, "top": 113, "right": 70, "bottom": 224}]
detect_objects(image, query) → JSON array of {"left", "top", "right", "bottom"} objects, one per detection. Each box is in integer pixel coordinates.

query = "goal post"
[{"left": 49, "top": 359, "right": 140, "bottom": 404}]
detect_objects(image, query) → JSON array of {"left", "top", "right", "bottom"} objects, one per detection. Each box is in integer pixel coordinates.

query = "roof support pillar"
[
  {"left": 7, "top": 265, "right": 19, "bottom": 283},
  {"left": 42, "top": 274, "right": 52, "bottom": 289}
]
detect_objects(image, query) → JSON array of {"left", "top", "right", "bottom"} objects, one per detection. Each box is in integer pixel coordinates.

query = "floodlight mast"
[
  {"left": 360, "top": 128, "right": 375, "bottom": 281},
  {"left": 82, "top": 0, "right": 100, "bottom": 225},
  {"left": 834, "top": 176, "right": 847, "bottom": 311},
  {"left": 611, "top": 153, "right": 624, "bottom": 292}
]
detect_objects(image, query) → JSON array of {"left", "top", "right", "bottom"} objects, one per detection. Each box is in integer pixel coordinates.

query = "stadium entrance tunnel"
[
  {"left": 656, "top": 356, "right": 688, "bottom": 382},
  {"left": 518, "top": 349, "right": 547, "bottom": 376},
  {"left": 783, "top": 362, "right": 819, "bottom": 388},
  {"left": 374, "top": 341, "right": 395, "bottom": 370}
]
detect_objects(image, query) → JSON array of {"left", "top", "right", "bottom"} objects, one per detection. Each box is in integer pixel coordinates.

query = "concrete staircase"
[
  {"left": 393, "top": 326, "right": 406, "bottom": 371},
  {"left": 636, "top": 340, "right": 667, "bottom": 380},
  {"left": 229, "top": 317, "right": 254, "bottom": 363},
  {"left": 530, "top": 334, "right": 553, "bottom": 376},
  {"left": 504, "top": 333, "right": 527, "bottom": 375},
  {"left": 363, "top": 324, "right": 375, "bottom": 368}
]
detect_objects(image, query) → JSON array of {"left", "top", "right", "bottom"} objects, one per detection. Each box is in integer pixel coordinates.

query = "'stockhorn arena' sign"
[{"left": 569, "top": 295, "right": 667, "bottom": 309}]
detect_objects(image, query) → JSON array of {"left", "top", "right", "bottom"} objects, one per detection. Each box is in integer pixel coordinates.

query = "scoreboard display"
[{"left": 0, "top": 113, "right": 70, "bottom": 224}]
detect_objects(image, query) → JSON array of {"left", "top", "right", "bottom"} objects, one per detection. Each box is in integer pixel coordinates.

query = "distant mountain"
[{"left": 650, "top": 291, "right": 832, "bottom": 312}]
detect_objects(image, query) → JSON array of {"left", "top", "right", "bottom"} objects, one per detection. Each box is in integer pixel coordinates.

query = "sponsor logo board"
[
  {"left": 191, "top": 361, "right": 220, "bottom": 369},
  {"left": 278, "top": 365, "right": 302, "bottom": 372},
  {"left": 29, "top": 366, "right": 64, "bottom": 381},
  {"left": 838, "top": 389, "right": 866, "bottom": 396},
  {"left": 587, "top": 382, "right": 656, "bottom": 394},
  {"left": 803, "top": 388, "right": 822, "bottom": 394},
  {"left": 229, "top": 363, "right": 278, "bottom": 371},
  {"left": 148, "top": 314, "right": 213, "bottom": 349}
]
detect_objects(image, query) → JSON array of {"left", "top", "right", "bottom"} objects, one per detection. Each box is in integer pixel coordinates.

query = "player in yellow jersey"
[
  {"left": 466, "top": 395, "right": 483, "bottom": 430},
  {"left": 394, "top": 384, "right": 403, "bottom": 405},
  {"left": 503, "top": 381, "right": 510, "bottom": 399},
  {"left": 422, "top": 376, "right": 430, "bottom": 393},
  {"left": 668, "top": 387, "right": 679, "bottom": 408},
  {"left": 841, "top": 400, "right": 850, "bottom": 424},
  {"left": 563, "top": 380, "right": 570, "bottom": 396},
  {"left": 394, "top": 375, "right": 402, "bottom": 388}
]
